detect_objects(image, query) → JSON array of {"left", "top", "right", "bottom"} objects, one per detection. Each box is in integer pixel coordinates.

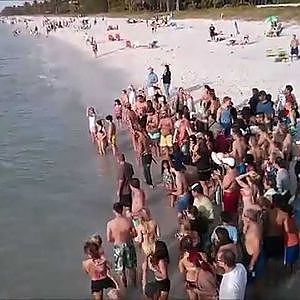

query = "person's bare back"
[
  {"left": 244, "top": 221, "right": 261, "bottom": 256},
  {"left": 131, "top": 188, "right": 145, "bottom": 215},
  {"left": 107, "top": 216, "right": 135, "bottom": 245}
]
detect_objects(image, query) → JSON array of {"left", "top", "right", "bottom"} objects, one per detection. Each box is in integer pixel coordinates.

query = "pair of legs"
[
  {"left": 142, "top": 154, "right": 153, "bottom": 187},
  {"left": 97, "top": 137, "right": 106, "bottom": 155},
  {"left": 165, "top": 183, "right": 176, "bottom": 207}
]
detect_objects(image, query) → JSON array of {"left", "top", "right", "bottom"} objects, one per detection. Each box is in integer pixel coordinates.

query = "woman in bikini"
[
  {"left": 86, "top": 106, "right": 97, "bottom": 143},
  {"left": 96, "top": 120, "right": 107, "bottom": 156},
  {"left": 82, "top": 241, "right": 119, "bottom": 300},
  {"left": 179, "top": 236, "right": 217, "bottom": 300}
]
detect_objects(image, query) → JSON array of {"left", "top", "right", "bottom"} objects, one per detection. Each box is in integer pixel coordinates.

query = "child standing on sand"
[
  {"left": 86, "top": 106, "right": 97, "bottom": 143},
  {"left": 113, "top": 99, "right": 122, "bottom": 128},
  {"left": 105, "top": 115, "right": 118, "bottom": 156}
]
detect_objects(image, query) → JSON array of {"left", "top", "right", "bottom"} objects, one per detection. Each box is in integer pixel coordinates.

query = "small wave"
[{"left": 38, "top": 75, "right": 48, "bottom": 79}]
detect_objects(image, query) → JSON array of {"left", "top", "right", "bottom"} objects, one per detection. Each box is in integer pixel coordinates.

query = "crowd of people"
[{"left": 83, "top": 64, "right": 300, "bottom": 300}]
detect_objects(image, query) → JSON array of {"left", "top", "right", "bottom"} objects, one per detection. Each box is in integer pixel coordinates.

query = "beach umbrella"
[{"left": 265, "top": 16, "right": 278, "bottom": 23}]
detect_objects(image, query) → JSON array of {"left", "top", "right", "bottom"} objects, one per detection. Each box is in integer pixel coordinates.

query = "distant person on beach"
[
  {"left": 96, "top": 120, "right": 107, "bottom": 156},
  {"left": 117, "top": 154, "right": 134, "bottom": 210},
  {"left": 234, "top": 20, "right": 240, "bottom": 35},
  {"left": 105, "top": 115, "right": 118, "bottom": 156},
  {"left": 147, "top": 67, "right": 159, "bottom": 98},
  {"left": 114, "top": 99, "right": 122, "bottom": 128},
  {"left": 290, "top": 34, "right": 299, "bottom": 61},
  {"left": 162, "top": 65, "right": 171, "bottom": 99},
  {"left": 86, "top": 106, "right": 97, "bottom": 143},
  {"left": 209, "top": 24, "right": 216, "bottom": 41},
  {"left": 107, "top": 202, "right": 137, "bottom": 289},
  {"left": 92, "top": 40, "right": 98, "bottom": 58}
]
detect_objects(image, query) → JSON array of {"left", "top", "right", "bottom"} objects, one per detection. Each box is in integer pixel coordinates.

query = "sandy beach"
[
  {"left": 2, "top": 15, "right": 300, "bottom": 299},
  {"left": 43, "top": 17, "right": 300, "bottom": 106}
]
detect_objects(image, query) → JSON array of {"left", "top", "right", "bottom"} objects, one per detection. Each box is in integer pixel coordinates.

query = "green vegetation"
[{"left": 1, "top": 0, "right": 300, "bottom": 23}]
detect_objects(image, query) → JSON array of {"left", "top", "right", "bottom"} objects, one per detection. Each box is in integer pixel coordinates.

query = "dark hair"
[
  {"left": 105, "top": 115, "right": 113, "bottom": 122},
  {"left": 286, "top": 85, "right": 293, "bottom": 92},
  {"left": 219, "top": 249, "right": 236, "bottom": 268},
  {"left": 215, "top": 227, "right": 233, "bottom": 246},
  {"left": 231, "top": 126, "right": 242, "bottom": 136},
  {"left": 118, "top": 153, "right": 125, "bottom": 162},
  {"left": 220, "top": 211, "right": 232, "bottom": 223},
  {"left": 161, "top": 159, "right": 171, "bottom": 175},
  {"left": 244, "top": 153, "right": 254, "bottom": 165},
  {"left": 266, "top": 94, "right": 272, "bottom": 102},
  {"left": 188, "top": 205, "right": 199, "bottom": 218},
  {"left": 115, "top": 99, "right": 121, "bottom": 105},
  {"left": 180, "top": 235, "right": 193, "bottom": 253},
  {"left": 165, "top": 64, "right": 170, "bottom": 72},
  {"left": 192, "top": 184, "right": 203, "bottom": 194},
  {"left": 113, "top": 202, "right": 123, "bottom": 214},
  {"left": 96, "top": 119, "right": 103, "bottom": 126},
  {"left": 259, "top": 90, "right": 267, "bottom": 97},
  {"left": 252, "top": 88, "right": 259, "bottom": 93},
  {"left": 84, "top": 241, "right": 100, "bottom": 259},
  {"left": 204, "top": 84, "right": 211, "bottom": 91},
  {"left": 153, "top": 240, "right": 169, "bottom": 264},
  {"left": 189, "top": 134, "right": 197, "bottom": 144},
  {"left": 275, "top": 157, "right": 286, "bottom": 169},
  {"left": 129, "top": 178, "right": 140, "bottom": 189}
]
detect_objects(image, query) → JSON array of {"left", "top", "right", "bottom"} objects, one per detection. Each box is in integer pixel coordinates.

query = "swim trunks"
[
  {"left": 145, "top": 278, "right": 171, "bottom": 298},
  {"left": 110, "top": 135, "right": 117, "bottom": 146},
  {"left": 91, "top": 277, "right": 116, "bottom": 293},
  {"left": 113, "top": 241, "right": 137, "bottom": 273},
  {"left": 148, "top": 131, "right": 161, "bottom": 141},
  {"left": 284, "top": 244, "right": 299, "bottom": 266},
  {"left": 160, "top": 134, "right": 173, "bottom": 148},
  {"left": 176, "top": 193, "right": 190, "bottom": 213}
]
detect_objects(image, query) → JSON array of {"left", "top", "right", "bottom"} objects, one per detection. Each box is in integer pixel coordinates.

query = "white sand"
[{"left": 34, "top": 17, "right": 300, "bottom": 105}]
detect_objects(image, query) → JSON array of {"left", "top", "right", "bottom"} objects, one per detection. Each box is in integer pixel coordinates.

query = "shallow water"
[{"left": 0, "top": 25, "right": 128, "bottom": 298}]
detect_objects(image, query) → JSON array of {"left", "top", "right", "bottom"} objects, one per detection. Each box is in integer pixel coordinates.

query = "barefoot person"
[
  {"left": 96, "top": 120, "right": 107, "bottom": 156},
  {"left": 159, "top": 110, "right": 173, "bottom": 157},
  {"left": 243, "top": 209, "right": 265, "bottom": 282},
  {"left": 170, "top": 162, "right": 190, "bottom": 220},
  {"left": 107, "top": 202, "right": 137, "bottom": 289},
  {"left": 117, "top": 154, "right": 134, "bottom": 211},
  {"left": 106, "top": 115, "right": 118, "bottom": 156},
  {"left": 290, "top": 34, "right": 299, "bottom": 62},
  {"left": 82, "top": 240, "right": 119, "bottom": 300},
  {"left": 129, "top": 178, "right": 146, "bottom": 222},
  {"left": 86, "top": 106, "right": 97, "bottom": 144}
]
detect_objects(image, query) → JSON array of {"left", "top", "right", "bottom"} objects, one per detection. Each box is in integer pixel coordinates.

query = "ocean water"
[{"left": 0, "top": 25, "right": 127, "bottom": 298}]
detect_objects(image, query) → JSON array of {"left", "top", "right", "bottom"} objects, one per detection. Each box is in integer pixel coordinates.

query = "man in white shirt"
[{"left": 217, "top": 249, "right": 247, "bottom": 300}]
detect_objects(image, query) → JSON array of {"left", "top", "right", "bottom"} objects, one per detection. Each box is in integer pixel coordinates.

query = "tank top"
[
  {"left": 88, "top": 115, "right": 96, "bottom": 129},
  {"left": 220, "top": 107, "right": 231, "bottom": 124}
]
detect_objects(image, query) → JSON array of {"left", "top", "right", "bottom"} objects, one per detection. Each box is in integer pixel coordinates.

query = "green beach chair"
[{"left": 266, "top": 48, "right": 277, "bottom": 57}]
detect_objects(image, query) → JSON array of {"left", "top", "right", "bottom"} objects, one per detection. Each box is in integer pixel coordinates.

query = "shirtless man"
[
  {"left": 159, "top": 110, "right": 173, "bottom": 157},
  {"left": 105, "top": 115, "right": 117, "bottom": 156},
  {"left": 146, "top": 108, "right": 160, "bottom": 157},
  {"left": 263, "top": 199, "right": 288, "bottom": 260},
  {"left": 129, "top": 178, "right": 146, "bottom": 220},
  {"left": 230, "top": 127, "right": 247, "bottom": 166},
  {"left": 243, "top": 208, "right": 264, "bottom": 281},
  {"left": 126, "top": 104, "right": 139, "bottom": 151},
  {"left": 170, "top": 162, "right": 190, "bottom": 220},
  {"left": 107, "top": 202, "right": 137, "bottom": 289},
  {"left": 290, "top": 34, "right": 299, "bottom": 62},
  {"left": 173, "top": 111, "right": 192, "bottom": 148}
]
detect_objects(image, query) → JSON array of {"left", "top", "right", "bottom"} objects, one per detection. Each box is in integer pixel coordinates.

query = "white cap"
[
  {"left": 211, "top": 152, "right": 224, "bottom": 165},
  {"left": 222, "top": 157, "right": 236, "bottom": 167}
]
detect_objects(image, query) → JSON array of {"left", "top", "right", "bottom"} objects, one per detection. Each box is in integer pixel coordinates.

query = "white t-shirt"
[{"left": 219, "top": 263, "right": 247, "bottom": 300}]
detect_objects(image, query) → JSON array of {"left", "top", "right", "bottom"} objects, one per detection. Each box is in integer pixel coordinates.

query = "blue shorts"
[
  {"left": 284, "top": 244, "right": 299, "bottom": 266},
  {"left": 176, "top": 193, "right": 190, "bottom": 213}
]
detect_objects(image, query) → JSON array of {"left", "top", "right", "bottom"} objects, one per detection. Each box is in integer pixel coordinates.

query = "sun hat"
[{"left": 221, "top": 157, "right": 236, "bottom": 167}]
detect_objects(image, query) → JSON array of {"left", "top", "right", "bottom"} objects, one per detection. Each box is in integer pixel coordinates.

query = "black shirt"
[{"left": 162, "top": 70, "right": 171, "bottom": 84}]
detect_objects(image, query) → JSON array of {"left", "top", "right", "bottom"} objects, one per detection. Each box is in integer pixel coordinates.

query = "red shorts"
[{"left": 223, "top": 190, "right": 240, "bottom": 215}]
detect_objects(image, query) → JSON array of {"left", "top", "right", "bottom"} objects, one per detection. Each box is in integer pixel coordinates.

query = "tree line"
[{"left": 1, "top": 0, "right": 282, "bottom": 16}]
